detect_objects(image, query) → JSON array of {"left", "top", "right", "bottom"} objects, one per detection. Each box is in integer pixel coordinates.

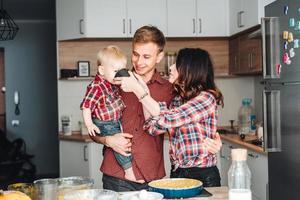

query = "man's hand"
[
  {"left": 86, "top": 123, "right": 100, "bottom": 136},
  {"left": 106, "top": 133, "right": 133, "bottom": 156},
  {"left": 204, "top": 132, "right": 222, "bottom": 154}
]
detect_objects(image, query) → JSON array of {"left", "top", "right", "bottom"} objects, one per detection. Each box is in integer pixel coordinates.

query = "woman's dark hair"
[{"left": 173, "top": 48, "right": 224, "bottom": 107}]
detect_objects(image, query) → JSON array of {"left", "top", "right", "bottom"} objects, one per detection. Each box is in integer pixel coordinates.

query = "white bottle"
[{"left": 228, "top": 148, "right": 252, "bottom": 200}]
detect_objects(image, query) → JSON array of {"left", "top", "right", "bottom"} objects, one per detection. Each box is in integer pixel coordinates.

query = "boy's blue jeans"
[{"left": 93, "top": 119, "right": 132, "bottom": 170}]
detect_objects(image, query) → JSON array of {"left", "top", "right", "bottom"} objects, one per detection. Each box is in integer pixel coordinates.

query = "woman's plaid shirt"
[
  {"left": 80, "top": 74, "right": 125, "bottom": 121},
  {"left": 144, "top": 91, "right": 218, "bottom": 168}
]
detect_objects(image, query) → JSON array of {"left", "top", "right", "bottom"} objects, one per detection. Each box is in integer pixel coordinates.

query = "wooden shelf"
[{"left": 58, "top": 77, "right": 94, "bottom": 81}]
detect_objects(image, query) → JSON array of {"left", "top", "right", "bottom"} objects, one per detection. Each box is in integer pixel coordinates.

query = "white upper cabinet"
[
  {"left": 85, "top": 0, "right": 127, "bottom": 38},
  {"left": 197, "top": 0, "right": 228, "bottom": 36},
  {"left": 167, "top": 0, "right": 197, "bottom": 37},
  {"left": 167, "top": 0, "right": 228, "bottom": 37},
  {"left": 56, "top": 0, "right": 85, "bottom": 40},
  {"left": 229, "top": 0, "right": 276, "bottom": 35},
  {"left": 56, "top": 0, "right": 167, "bottom": 40},
  {"left": 127, "top": 0, "right": 167, "bottom": 37}
]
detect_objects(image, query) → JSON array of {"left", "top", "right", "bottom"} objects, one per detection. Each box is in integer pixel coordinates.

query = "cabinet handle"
[
  {"left": 234, "top": 55, "right": 238, "bottom": 69},
  {"left": 237, "top": 11, "right": 244, "bottom": 28},
  {"left": 79, "top": 19, "right": 84, "bottom": 34},
  {"left": 250, "top": 53, "right": 254, "bottom": 69},
  {"left": 193, "top": 18, "right": 196, "bottom": 34},
  {"left": 199, "top": 18, "right": 202, "bottom": 34},
  {"left": 83, "top": 145, "right": 88, "bottom": 161},
  {"left": 129, "top": 19, "right": 132, "bottom": 34},
  {"left": 248, "top": 53, "right": 251, "bottom": 69},
  {"left": 122, "top": 19, "right": 125, "bottom": 34}
]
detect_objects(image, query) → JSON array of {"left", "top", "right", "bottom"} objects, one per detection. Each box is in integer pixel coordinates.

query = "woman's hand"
[
  {"left": 105, "top": 133, "right": 133, "bottom": 156},
  {"left": 86, "top": 123, "right": 100, "bottom": 136},
  {"left": 204, "top": 132, "right": 222, "bottom": 154}
]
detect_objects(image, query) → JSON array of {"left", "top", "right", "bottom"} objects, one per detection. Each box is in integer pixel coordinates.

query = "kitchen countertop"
[
  {"left": 59, "top": 131, "right": 93, "bottom": 142},
  {"left": 168, "top": 187, "right": 228, "bottom": 200},
  {"left": 220, "top": 133, "right": 264, "bottom": 154}
]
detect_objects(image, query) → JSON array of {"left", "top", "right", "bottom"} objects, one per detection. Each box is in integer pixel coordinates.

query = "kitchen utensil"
[
  {"left": 34, "top": 178, "right": 58, "bottom": 200},
  {"left": 57, "top": 176, "right": 94, "bottom": 200},
  {"left": 148, "top": 178, "right": 203, "bottom": 199},
  {"left": 62, "top": 189, "right": 118, "bottom": 200}
]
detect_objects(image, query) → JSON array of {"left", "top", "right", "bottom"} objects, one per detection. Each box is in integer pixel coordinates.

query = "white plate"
[{"left": 119, "top": 191, "right": 163, "bottom": 200}]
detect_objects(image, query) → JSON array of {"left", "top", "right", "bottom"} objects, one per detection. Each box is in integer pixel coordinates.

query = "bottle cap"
[{"left": 231, "top": 148, "right": 247, "bottom": 161}]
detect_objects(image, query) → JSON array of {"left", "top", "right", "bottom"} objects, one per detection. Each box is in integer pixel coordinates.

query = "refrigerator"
[{"left": 262, "top": 0, "right": 300, "bottom": 199}]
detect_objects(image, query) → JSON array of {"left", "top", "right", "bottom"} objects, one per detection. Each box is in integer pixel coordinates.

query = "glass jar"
[
  {"left": 228, "top": 148, "right": 252, "bottom": 200},
  {"left": 165, "top": 51, "right": 176, "bottom": 76}
]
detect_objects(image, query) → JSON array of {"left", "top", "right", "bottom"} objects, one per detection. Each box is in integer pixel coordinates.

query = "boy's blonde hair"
[{"left": 97, "top": 45, "right": 127, "bottom": 68}]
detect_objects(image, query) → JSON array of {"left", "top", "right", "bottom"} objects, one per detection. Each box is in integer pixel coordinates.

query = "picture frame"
[{"left": 77, "top": 61, "right": 90, "bottom": 77}]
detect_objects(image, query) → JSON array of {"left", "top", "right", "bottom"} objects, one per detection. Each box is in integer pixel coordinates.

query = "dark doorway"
[{"left": 0, "top": 48, "right": 5, "bottom": 133}]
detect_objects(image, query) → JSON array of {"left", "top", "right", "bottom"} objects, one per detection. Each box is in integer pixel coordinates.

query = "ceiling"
[{"left": 2, "top": 0, "right": 55, "bottom": 20}]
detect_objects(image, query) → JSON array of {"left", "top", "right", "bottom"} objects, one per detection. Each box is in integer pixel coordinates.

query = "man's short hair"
[{"left": 133, "top": 25, "right": 166, "bottom": 52}]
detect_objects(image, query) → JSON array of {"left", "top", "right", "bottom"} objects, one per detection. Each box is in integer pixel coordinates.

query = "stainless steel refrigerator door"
[
  {"left": 264, "top": 0, "right": 300, "bottom": 83},
  {"left": 265, "top": 83, "right": 300, "bottom": 200}
]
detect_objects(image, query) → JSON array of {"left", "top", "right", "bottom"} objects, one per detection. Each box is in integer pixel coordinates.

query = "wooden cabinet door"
[
  {"left": 196, "top": 0, "right": 228, "bottom": 36},
  {"left": 229, "top": 37, "right": 240, "bottom": 74},
  {"left": 85, "top": 0, "right": 127, "bottom": 38},
  {"left": 167, "top": 0, "right": 197, "bottom": 37},
  {"left": 127, "top": 0, "right": 167, "bottom": 37},
  {"left": 249, "top": 37, "right": 262, "bottom": 73}
]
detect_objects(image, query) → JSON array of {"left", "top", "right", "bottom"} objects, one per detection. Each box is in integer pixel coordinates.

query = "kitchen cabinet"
[
  {"left": 59, "top": 140, "right": 103, "bottom": 189},
  {"left": 56, "top": 0, "right": 166, "bottom": 40},
  {"left": 229, "top": 26, "right": 262, "bottom": 75},
  {"left": 247, "top": 150, "right": 268, "bottom": 200},
  {"left": 219, "top": 140, "right": 268, "bottom": 200},
  {"left": 167, "top": 0, "right": 228, "bottom": 37},
  {"left": 229, "top": 0, "right": 276, "bottom": 35}
]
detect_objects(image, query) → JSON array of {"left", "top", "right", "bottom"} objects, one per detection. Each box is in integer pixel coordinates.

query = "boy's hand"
[
  {"left": 203, "top": 132, "right": 222, "bottom": 154},
  {"left": 86, "top": 123, "right": 100, "bottom": 136}
]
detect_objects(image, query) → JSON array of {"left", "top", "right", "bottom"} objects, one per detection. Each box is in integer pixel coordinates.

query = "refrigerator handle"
[
  {"left": 262, "top": 17, "right": 280, "bottom": 80},
  {"left": 263, "top": 90, "right": 282, "bottom": 152}
]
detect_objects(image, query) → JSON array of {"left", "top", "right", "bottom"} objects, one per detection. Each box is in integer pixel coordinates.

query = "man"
[
  {"left": 91, "top": 26, "right": 173, "bottom": 191},
  {"left": 90, "top": 25, "right": 222, "bottom": 191}
]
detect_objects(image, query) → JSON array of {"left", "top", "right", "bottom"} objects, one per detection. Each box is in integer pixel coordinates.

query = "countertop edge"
[
  {"left": 59, "top": 131, "right": 93, "bottom": 142},
  {"left": 220, "top": 134, "right": 266, "bottom": 154}
]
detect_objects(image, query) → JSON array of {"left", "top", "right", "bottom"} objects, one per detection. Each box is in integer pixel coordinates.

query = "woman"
[{"left": 117, "top": 48, "right": 223, "bottom": 187}]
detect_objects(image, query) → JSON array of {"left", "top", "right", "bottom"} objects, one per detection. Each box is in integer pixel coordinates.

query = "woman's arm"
[{"left": 114, "top": 72, "right": 161, "bottom": 117}]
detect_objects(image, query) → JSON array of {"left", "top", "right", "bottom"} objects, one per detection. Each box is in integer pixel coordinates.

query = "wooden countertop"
[
  {"left": 59, "top": 131, "right": 93, "bottom": 142},
  {"left": 167, "top": 187, "right": 228, "bottom": 200},
  {"left": 220, "top": 133, "right": 265, "bottom": 154}
]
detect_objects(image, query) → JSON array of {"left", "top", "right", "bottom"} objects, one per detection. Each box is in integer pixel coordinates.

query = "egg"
[{"left": 138, "top": 190, "right": 149, "bottom": 200}]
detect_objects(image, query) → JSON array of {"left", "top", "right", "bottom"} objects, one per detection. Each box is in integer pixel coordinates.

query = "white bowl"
[
  {"left": 63, "top": 189, "right": 118, "bottom": 200},
  {"left": 119, "top": 191, "right": 163, "bottom": 200}
]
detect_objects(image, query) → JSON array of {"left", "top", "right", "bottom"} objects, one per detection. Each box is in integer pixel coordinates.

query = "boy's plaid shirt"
[
  {"left": 80, "top": 74, "right": 125, "bottom": 121},
  {"left": 144, "top": 91, "right": 218, "bottom": 168}
]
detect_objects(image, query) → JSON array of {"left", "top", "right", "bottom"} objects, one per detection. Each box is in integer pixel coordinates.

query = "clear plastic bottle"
[
  {"left": 238, "top": 98, "right": 255, "bottom": 135},
  {"left": 228, "top": 148, "right": 252, "bottom": 200}
]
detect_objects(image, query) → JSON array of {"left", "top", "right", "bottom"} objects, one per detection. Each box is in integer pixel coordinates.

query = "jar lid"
[{"left": 231, "top": 148, "right": 247, "bottom": 161}]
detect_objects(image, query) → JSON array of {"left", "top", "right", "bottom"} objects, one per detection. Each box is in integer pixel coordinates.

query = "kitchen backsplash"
[{"left": 58, "top": 76, "right": 255, "bottom": 132}]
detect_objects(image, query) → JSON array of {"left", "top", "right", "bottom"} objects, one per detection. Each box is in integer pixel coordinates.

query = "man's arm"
[{"left": 89, "top": 133, "right": 133, "bottom": 156}]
